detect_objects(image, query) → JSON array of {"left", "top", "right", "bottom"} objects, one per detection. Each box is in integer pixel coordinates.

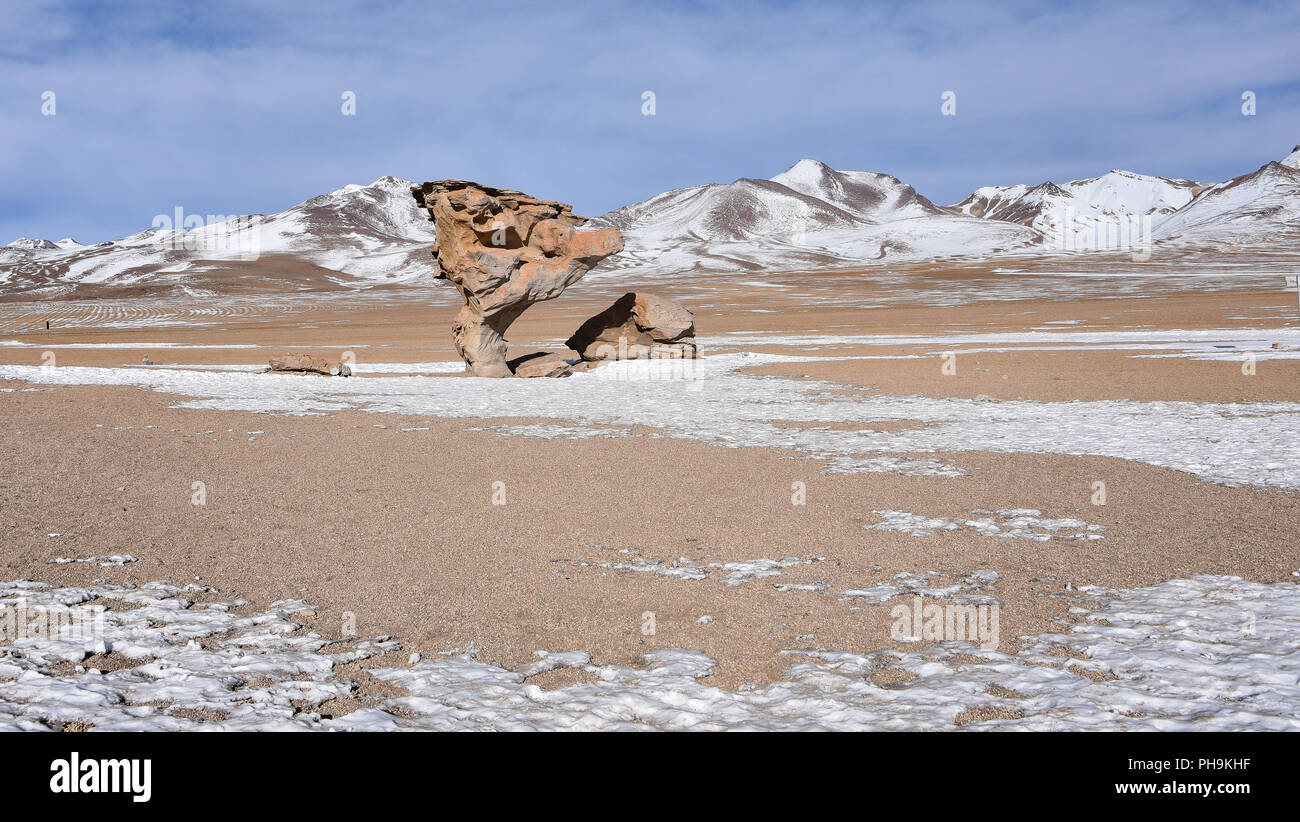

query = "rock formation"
[
  {"left": 268, "top": 354, "right": 351, "bottom": 376},
  {"left": 411, "top": 180, "right": 624, "bottom": 377},
  {"left": 508, "top": 351, "right": 577, "bottom": 378},
  {"left": 566, "top": 292, "right": 696, "bottom": 361}
]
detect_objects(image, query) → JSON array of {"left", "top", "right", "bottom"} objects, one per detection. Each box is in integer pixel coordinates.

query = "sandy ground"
[{"left": 1, "top": 265, "right": 1298, "bottom": 703}]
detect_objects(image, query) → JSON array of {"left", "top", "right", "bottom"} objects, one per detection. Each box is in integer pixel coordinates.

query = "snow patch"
[{"left": 867, "top": 510, "right": 1106, "bottom": 541}]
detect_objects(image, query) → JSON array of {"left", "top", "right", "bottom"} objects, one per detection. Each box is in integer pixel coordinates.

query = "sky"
[{"left": 2, "top": 0, "right": 1298, "bottom": 243}]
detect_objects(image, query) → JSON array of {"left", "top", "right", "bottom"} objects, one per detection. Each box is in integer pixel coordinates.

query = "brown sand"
[{"left": 1, "top": 268, "right": 1298, "bottom": 698}]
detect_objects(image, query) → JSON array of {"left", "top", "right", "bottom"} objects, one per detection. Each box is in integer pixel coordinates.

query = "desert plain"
[{"left": 1, "top": 251, "right": 1298, "bottom": 730}]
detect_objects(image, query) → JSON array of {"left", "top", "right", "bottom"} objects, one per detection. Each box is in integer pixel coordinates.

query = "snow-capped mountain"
[
  {"left": 598, "top": 175, "right": 864, "bottom": 243},
  {"left": 593, "top": 159, "right": 1041, "bottom": 276},
  {"left": 951, "top": 170, "right": 1208, "bottom": 250},
  {"left": 770, "top": 158, "right": 945, "bottom": 222},
  {"left": 0, "top": 176, "right": 437, "bottom": 297},
  {"left": 1152, "top": 161, "right": 1300, "bottom": 244},
  {"left": 6, "top": 238, "right": 59, "bottom": 250},
  {"left": 3, "top": 145, "right": 1298, "bottom": 295}
]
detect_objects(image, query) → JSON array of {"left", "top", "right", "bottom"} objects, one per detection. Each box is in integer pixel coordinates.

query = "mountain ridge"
[{"left": 4, "top": 145, "right": 1298, "bottom": 293}]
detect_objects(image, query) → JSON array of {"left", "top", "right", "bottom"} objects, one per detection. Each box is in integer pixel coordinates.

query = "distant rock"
[
  {"left": 567, "top": 292, "right": 697, "bottom": 361},
  {"left": 267, "top": 354, "right": 351, "bottom": 376},
  {"left": 412, "top": 180, "right": 624, "bottom": 377}
]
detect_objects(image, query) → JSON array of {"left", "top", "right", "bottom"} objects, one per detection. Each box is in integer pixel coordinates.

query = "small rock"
[
  {"left": 267, "top": 354, "right": 350, "bottom": 377},
  {"left": 508, "top": 351, "right": 575, "bottom": 378}
]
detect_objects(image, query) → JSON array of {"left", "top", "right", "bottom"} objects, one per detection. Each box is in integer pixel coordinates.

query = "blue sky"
[{"left": 2, "top": 0, "right": 1298, "bottom": 242}]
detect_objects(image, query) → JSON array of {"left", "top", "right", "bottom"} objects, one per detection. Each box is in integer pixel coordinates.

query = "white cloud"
[{"left": 2, "top": 0, "right": 1297, "bottom": 241}]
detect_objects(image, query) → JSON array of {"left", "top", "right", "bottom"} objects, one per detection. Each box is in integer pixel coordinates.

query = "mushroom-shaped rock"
[
  {"left": 566, "top": 292, "right": 697, "bottom": 361},
  {"left": 411, "top": 180, "right": 624, "bottom": 377}
]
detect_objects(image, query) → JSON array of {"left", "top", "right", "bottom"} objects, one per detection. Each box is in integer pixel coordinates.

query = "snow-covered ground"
[
  {"left": 0, "top": 579, "right": 399, "bottom": 731},
  {"left": 708, "top": 327, "right": 1300, "bottom": 361},
  {"left": 2, "top": 333, "right": 1298, "bottom": 730},
  {"left": 4, "top": 345, "right": 1300, "bottom": 488},
  {"left": 3, "top": 574, "right": 1297, "bottom": 730},
  {"left": 577, "top": 548, "right": 823, "bottom": 586},
  {"left": 867, "top": 509, "right": 1107, "bottom": 541}
]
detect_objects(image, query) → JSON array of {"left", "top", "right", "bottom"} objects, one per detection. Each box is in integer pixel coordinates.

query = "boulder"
[
  {"left": 508, "top": 351, "right": 576, "bottom": 378},
  {"left": 566, "top": 292, "right": 697, "bottom": 361},
  {"left": 268, "top": 354, "right": 350, "bottom": 376},
  {"left": 411, "top": 180, "right": 624, "bottom": 377}
]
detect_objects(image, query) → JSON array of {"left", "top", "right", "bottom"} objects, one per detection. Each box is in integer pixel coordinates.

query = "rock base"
[{"left": 567, "top": 292, "right": 696, "bottom": 361}]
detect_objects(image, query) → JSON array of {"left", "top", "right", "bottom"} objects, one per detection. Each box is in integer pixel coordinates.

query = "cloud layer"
[{"left": 2, "top": 0, "right": 1297, "bottom": 242}]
